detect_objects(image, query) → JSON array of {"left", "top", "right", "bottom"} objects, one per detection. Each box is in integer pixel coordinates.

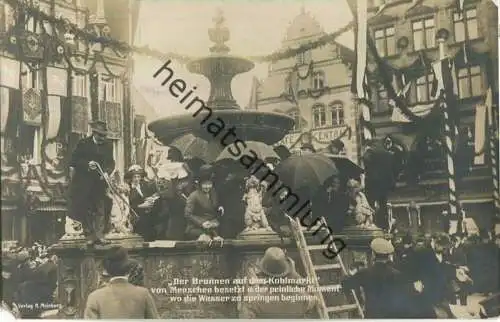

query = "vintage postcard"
[{"left": 1, "top": 0, "right": 499, "bottom": 319}]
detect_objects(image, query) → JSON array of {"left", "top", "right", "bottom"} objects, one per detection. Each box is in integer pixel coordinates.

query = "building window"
[
  {"left": 312, "top": 104, "right": 327, "bottom": 128},
  {"left": 100, "top": 76, "right": 121, "bottom": 103},
  {"left": 312, "top": 71, "right": 325, "bottom": 90},
  {"left": 458, "top": 66, "right": 482, "bottom": 99},
  {"left": 284, "top": 76, "right": 292, "bottom": 95},
  {"left": 329, "top": 102, "right": 344, "bottom": 126},
  {"left": 72, "top": 74, "right": 88, "bottom": 97},
  {"left": 22, "top": 68, "right": 40, "bottom": 89},
  {"left": 374, "top": 26, "right": 395, "bottom": 57},
  {"left": 413, "top": 73, "right": 434, "bottom": 103},
  {"left": 288, "top": 110, "right": 301, "bottom": 131},
  {"left": 412, "top": 18, "right": 435, "bottom": 51},
  {"left": 453, "top": 9, "right": 478, "bottom": 42}
]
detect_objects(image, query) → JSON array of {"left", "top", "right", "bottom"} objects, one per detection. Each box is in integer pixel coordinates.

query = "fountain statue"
[{"left": 239, "top": 176, "right": 275, "bottom": 238}]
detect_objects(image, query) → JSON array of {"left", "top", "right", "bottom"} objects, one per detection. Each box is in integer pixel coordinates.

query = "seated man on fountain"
[
  {"left": 184, "top": 165, "right": 224, "bottom": 245},
  {"left": 126, "top": 165, "right": 160, "bottom": 241}
]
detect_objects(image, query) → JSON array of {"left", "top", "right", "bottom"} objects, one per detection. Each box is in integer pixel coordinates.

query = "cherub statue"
[
  {"left": 346, "top": 179, "right": 376, "bottom": 228},
  {"left": 242, "top": 176, "right": 272, "bottom": 232},
  {"left": 107, "top": 171, "right": 134, "bottom": 236}
]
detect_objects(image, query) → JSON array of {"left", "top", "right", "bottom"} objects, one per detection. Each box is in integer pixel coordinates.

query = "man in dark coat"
[
  {"left": 410, "top": 233, "right": 457, "bottom": 318},
  {"left": 342, "top": 238, "right": 415, "bottom": 318},
  {"left": 84, "top": 247, "right": 159, "bottom": 319},
  {"left": 240, "top": 247, "right": 318, "bottom": 318},
  {"left": 69, "top": 120, "right": 115, "bottom": 246}
]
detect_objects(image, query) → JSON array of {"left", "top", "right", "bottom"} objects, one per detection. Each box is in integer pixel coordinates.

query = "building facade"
[
  {"left": 0, "top": 0, "right": 142, "bottom": 245},
  {"left": 364, "top": 0, "right": 498, "bottom": 233},
  {"left": 256, "top": 9, "right": 358, "bottom": 160}
]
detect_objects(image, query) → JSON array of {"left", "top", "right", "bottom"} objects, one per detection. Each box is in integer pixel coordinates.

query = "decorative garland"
[{"left": 5, "top": 0, "right": 354, "bottom": 64}]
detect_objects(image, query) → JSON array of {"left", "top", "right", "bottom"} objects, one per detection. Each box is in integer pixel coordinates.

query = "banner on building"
[
  {"left": 105, "top": 102, "right": 122, "bottom": 139},
  {"left": 71, "top": 96, "right": 89, "bottom": 134},
  {"left": 22, "top": 88, "right": 42, "bottom": 126},
  {"left": 0, "top": 57, "right": 20, "bottom": 89},
  {"left": 46, "top": 67, "right": 67, "bottom": 96}
]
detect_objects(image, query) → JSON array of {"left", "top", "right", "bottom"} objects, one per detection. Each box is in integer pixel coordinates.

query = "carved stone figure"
[
  {"left": 106, "top": 171, "right": 135, "bottom": 238},
  {"left": 60, "top": 217, "right": 85, "bottom": 240},
  {"left": 346, "top": 179, "right": 377, "bottom": 229},
  {"left": 242, "top": 176, "right": 273, "bottom": 232}
]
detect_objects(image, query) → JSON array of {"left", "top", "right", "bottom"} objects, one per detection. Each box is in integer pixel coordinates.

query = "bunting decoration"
[
  {"left": 22, "top": 88, "right": 42, "bottom": 126},
  {"left": 483, "top": 87, "right": 500, "bottom": 218},
  {"left": 3, "top": 0, "right": 353, "bottom": 65},
  {"left": 0, "top": 57, "right": 20, "bottom": 89}
]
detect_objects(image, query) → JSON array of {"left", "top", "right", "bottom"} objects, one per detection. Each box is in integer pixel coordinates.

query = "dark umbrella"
[
  {"left": 215, "top": 141, "right": 280, "bottom": 163},
  {"left": 169, "top": 133, "right": 223, "bottom": 163},
  {"left": 274, "top": 153, "right": 339, "bottom": 194},
  {"left": 321, "top": 153, "right": 364, "bottom": 180}
]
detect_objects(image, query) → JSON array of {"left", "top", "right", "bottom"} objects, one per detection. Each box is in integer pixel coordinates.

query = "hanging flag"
[
  {"left": 456, "top": 0, "right": 465, "bottom": 13},
  {"left": 45, "top": 96, "right": 62, "bottom": 140},
  {"left": 474, "top": 103, "right": 487, "bottom": 165},
  {"left": 0, "top": 87, "right": 9, "bottom": 133},
  {"left": 352, "top": 0, "right": 369, "bottom": 100},
  {"left": 46, "top": 67, "right": 67, "bottom": 96}
]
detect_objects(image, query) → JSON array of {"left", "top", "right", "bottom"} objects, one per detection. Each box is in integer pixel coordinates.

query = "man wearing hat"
[
  {"left": 327, "top": 139, "right": 346, "bottom": 155},
  {"left": 184, "top": 165, "right": 224, "bottom": 243},
  {"left": 84, "top": 247, "right": 159, "bottom": 319},
  {"left": 68, "top": 120, "right": 115, "bottom": 246},
  {"left": 300, "top": 143, "right": 316, "bottom": 154},
  {"left": 342, "top": 238, "right": 416, "bottom": 318},
  {"left": 240, "top": 247, "right": 318, "bottom": 318}
]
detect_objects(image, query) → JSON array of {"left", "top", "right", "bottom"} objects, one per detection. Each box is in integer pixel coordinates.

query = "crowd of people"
[{"left": 342, "top": 231, "right": 500, "bottom": 318}]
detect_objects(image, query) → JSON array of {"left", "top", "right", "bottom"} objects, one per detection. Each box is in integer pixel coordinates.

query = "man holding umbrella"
[{"left": 68, "top": 120, "right": 115, "bottom": 247}]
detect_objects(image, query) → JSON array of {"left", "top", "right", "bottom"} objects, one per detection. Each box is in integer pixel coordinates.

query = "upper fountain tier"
[
  {"left": 149, "top": 9, "right": 294, "bottom": 146},
  {"left": 186, "top": 9, "right": 255, "bottom": 110}
]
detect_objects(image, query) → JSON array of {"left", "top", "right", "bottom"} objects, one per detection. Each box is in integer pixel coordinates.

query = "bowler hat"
[
  {"left": 256, "top": 247, "right": 293, "bottom": 278},
  {"left": 330, "top": 139, "right": 345, "bottom": 150},
  {"left": 90, "top": 120, "right": 108, "bottom": 135},
  {"left": 196, "top": 164, "right": 214, "bottom": 183},
  {"left": 370, "top": 238, "right": 394, "bottom": 255}
]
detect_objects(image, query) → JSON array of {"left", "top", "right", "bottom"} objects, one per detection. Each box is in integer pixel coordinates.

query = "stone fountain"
[
  {"left": 50, "top": 10, "right": 377, "bottom": 319},
  {"left": 148, "top": 9, "right": 294, "bottom": 146}
]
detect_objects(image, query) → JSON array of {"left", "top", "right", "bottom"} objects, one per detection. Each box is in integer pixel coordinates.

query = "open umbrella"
[
  {"left": 215, "top": 141, "right": 280, "bottom": 163},
  {"left": 322, "top": 153, "right": 364, "bottom": 180},
  {"left": 169, "top": 133, "right": 223, "bottom": 163},
  {"left": 274, "top": 153, "right": 338, "bottom": 194}
]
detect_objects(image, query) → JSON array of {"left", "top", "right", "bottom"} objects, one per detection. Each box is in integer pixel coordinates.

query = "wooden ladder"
[{"left": 287, "top": 215, "right": 364, "bottom": 319}]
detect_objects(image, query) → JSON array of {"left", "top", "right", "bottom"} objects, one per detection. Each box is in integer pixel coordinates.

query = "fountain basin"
[{"left": 148, "top": 110, "right": 294, "bottom": 146}]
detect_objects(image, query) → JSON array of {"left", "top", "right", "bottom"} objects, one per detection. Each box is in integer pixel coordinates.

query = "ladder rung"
[
  {"left": 326, "top": 304, "right": 359, "bottom": 313},
  {"left": 313, "top": 263, "right": 341, "bottom": 271},
  {"left": 317, "top": 284, "right": 342, "bottom": 292},
  {"left": 307, "top": 244, "right": 328, "bottom": 251}
]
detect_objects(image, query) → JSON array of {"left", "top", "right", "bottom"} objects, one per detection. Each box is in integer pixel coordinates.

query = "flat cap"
[{"left": 370, "top": 238, "right": 394, "bottom": 255}]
